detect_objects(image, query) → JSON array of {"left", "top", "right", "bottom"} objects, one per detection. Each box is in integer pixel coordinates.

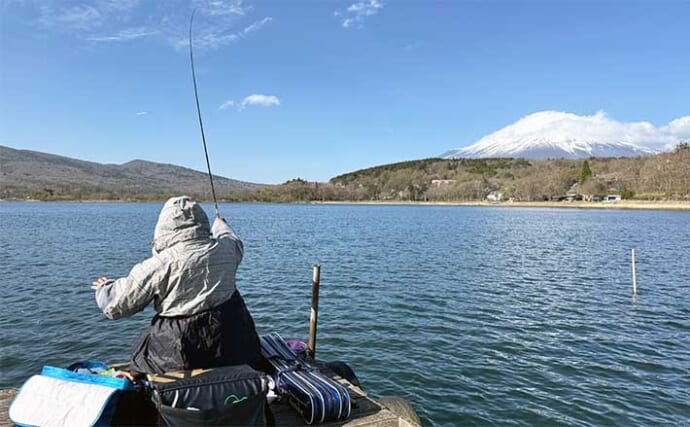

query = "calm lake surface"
[{"left": 1, "top": 202, "right": 689, "bottom": 426}]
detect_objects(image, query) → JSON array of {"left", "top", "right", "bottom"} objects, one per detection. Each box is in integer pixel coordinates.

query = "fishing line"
[{"left": 189, "top": 8, "right": 220, "bottom": 217}]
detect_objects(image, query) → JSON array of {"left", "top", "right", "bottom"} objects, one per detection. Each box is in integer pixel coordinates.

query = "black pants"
[{"left": 131, "top": 291, "right": 261, "bottom": 374}]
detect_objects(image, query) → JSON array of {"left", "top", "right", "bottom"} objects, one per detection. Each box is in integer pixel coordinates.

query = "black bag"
[{"left": 148, "top": 365, "right": 269, "bottom": 426}]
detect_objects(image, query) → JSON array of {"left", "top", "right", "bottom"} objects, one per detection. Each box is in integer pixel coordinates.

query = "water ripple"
[{"left": 1, "top": 203, "right": 689, "bottom": 426}]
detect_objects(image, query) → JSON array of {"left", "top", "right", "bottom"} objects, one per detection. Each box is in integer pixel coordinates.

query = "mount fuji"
[{"left": 442, "top": 111, "right": 689, "bottom": 160}]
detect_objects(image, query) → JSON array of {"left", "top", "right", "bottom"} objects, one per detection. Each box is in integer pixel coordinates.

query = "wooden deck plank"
[{"left": 0, "top": 390, "right": 14, "bottom": 427}]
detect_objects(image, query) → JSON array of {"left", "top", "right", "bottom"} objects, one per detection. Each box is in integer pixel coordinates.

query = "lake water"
[{"left": 1, "top": 202, "right": 689, "bottom": 426}]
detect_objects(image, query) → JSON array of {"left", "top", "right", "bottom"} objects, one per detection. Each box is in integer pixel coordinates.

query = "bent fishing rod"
[{"left": 189, "top": 8, "right": 220, "bottom": 217}]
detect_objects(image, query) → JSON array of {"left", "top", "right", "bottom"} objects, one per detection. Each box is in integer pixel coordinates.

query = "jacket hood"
[{"left": 153, "top": 196, "right": 210, "bottom": 252}]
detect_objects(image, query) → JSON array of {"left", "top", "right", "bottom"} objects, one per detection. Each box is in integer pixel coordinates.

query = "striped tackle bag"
[{"left": 260, "top": 333, "right": 351, "bottom": 425}]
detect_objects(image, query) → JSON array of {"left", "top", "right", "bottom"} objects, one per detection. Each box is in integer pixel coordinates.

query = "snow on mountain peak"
[{"left": 443, "top": 111, "right": 690, "bottom": 159}]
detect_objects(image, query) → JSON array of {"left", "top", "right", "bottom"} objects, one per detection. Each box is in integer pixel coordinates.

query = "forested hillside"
[{"left": 248, "top": 144, "right": 690, "bottom": 202}]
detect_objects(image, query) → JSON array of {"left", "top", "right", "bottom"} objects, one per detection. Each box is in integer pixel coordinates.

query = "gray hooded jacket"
[{"left": 96, "top": 196, "right": 243, "bottom": 318}]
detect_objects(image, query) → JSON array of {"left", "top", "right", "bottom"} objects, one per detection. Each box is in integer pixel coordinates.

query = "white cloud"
[
  {"left": 196, "top": 0, "right": 249, "bottom": 17},
  {"left": 176, "top": 31, "right": 239, "bottom": 50},
  {"left": 662, "top": 116, "right": 690, "bottom": 138},
  {"left": 347, "top": 0, "right": 382, "bottom": 15},
  {"left": 241, "top": 17, "right": 272, "bottom": 36},
  {"left": 88, "top": 27, "right": 158, "bottom": 42},
  {"left": 219, "top": 94, "right": 281, "bottom": 111},
  {"left": 98, "top": 0, "right": 141, "bottom": 13},
  {"left": 218, "top": 100, "right": 235, "bottom": 110},
  {"left": 336, "top": 0, "right": 384, "bottom": 29},
  {"left": 240, "top": 94, "right": 280, "bottom": 110},
  {"left": 18, "top": 0, "right": 270, "bottom": 51},
  {"left": 36, "top": 1, "right": 142, "bottom": 32},
  {"left": 174, "top": 16, "right": 273, "bottom": 51},
  {"left": 135, "top": 111, "right": 149, "bottom": 115},
  {"left": 40, "top": 4, "right": 104, "bottom": 31}
]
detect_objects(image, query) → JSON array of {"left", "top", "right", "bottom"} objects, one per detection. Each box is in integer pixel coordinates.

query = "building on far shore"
[
  {"left": 486, "top": 191, "right": 503, "bottom": 202},
  {"left": 431, "top": 179, "right": 457, "bottom": 187},
  {"left": 603, "top": 194, "right": 621, "bottom": 202}
]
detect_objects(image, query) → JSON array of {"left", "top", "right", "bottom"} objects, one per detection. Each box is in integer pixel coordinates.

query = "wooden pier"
[{"left": 0, "top": 372, "right": 421, "bottom": 426}]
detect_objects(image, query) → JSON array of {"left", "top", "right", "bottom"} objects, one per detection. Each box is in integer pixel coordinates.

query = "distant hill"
[{"left": 0, "top": 145, "right": 264, "bottom": 201}]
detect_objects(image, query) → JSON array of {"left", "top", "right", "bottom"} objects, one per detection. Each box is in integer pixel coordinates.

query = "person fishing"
[{"left": 91, "top": 196, "right": 261, "bottom": 374}]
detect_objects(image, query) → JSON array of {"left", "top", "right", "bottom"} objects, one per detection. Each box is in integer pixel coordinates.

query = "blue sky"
[{"left": 1, "top": 0, "right": 689, "bottom": 184}]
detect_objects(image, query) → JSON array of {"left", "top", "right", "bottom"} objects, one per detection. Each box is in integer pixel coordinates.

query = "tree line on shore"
[
  {"left": 7, "top": 143, "right": 689, "bottom": 203},
  {"left": 249, "top": 143, "right": 690, "bottom": 203}
]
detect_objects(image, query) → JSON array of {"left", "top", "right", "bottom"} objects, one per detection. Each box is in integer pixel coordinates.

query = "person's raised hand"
[{"left": 92, "top": 277, "right": 110, "bottom": 290}]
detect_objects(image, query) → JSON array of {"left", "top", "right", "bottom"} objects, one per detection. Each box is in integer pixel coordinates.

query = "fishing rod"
[{"left": 189, "top": 8, "right": 220, "bottom": 217}]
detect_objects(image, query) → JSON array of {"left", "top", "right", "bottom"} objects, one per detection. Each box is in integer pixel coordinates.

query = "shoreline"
[
  {"left": 312, "top": 200, "right": 690, "bottom": 211},
  {"left": 2, "top": 199, "right": 689, "bottom": 211}
]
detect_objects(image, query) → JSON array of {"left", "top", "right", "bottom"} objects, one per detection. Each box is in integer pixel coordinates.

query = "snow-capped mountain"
[{"left": 442, "top": 111, "right": 689, "bottom": 159}]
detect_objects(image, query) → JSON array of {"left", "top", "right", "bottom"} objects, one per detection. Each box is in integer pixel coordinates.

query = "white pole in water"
[
  {"left": 631, "top": 248, "right": 637, "bottom": 296},
  {"left": 308, "top": 264, "right": 321, "bottom": 358}
]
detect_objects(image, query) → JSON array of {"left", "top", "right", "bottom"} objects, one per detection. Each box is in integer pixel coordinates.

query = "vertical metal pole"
[
  {"left": 308, "top": 264, "right": 321, "bottom": 358},
  {"left": 632, "top": 249, "right": 637, "bottom": 296}
]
